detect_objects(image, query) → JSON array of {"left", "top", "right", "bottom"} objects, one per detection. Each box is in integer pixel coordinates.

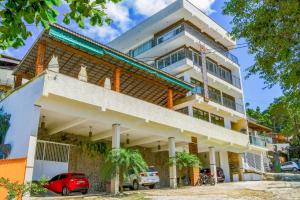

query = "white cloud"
[
  {"left": 80, "top": 24, "right": 120, "bottom": 43},
  {"left": 105, "top": 2, "right": 132, "bottom": 32},
  {"left": 130, "top": 0, "right": 175, "bottom": 17},
  {"left": 69, "top": 0, "right": 217, "bottom": 43},
  {"left": 188, "top": 0, "right": 216, "bottom": 15},
  {"left": 129, "top": 0, "right": 216, "bottom": 17}
]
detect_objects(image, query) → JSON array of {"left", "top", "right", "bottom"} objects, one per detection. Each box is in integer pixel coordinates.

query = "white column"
[
  {"left": 111, "top": 123, "right": 121, "bottom": 194},
  {"left": 219, "top": 151, "right": 230, "bottom": 182},
  {"left": 224, "top": 118, "right": 232, "bottom": 129},
  {"left": 209, "top": 147, "right": 217, "bottom": 184},
  {"left": 238, "top": 153, "right": 245, "bottom": 181},
  {"left": 168, "top": 137, "right": 177, "bottom": 188},
  {"left": 23, "top": 105, "right": 40, "bottom": 200}
]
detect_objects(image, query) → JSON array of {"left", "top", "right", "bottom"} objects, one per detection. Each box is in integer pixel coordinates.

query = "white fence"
[
  {"left": 35, "top": 140, "right": 70, "bottom": 162},
  {"left": 33, "top": 140, "right": 71, "bottom": 180}
]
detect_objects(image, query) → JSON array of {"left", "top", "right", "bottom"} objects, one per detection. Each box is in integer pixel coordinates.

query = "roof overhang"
[{"left": 15, "top": 24, "right": 194, "bottom": 107}]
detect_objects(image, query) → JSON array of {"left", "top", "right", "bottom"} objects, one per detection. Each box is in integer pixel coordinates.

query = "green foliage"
[
  {"left": 170, "top": 150, "right": 201, "bottom": 170},
  {"left": 0, "top": 177, "right": 47, "bottom": 200},
  {"left": 102, "top": 148, "right": 147, "bottom": 191},
  {"left": 223, "top": 0, "right": 300, "bottom": 92},
  {"left": 0, "top": 107, "right": 11, "bottom": 144},
  {"left": 0, "top": 0, "right": 122, "bottom": 50},
  {"left": 169, "top": 150, "right": 201, "bottom": 186},
  {"left": 79, "top": 141, "right": 107, "bottom": 157},
  {"left": 246, "top": 90, "right": 300, "bottom": 157}
]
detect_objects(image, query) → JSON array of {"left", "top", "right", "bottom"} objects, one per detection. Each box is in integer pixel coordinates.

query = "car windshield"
[
  {"left": 72, "top": 174, "right": 86, "bottom": 178},
  {"left": 147, "top": 167, "right": 157, "bottom": 172}
]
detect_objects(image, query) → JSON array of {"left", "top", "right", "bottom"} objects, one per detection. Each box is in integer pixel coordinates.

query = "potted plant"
[
  {"left": 169, "top": 150, "right": 201, "bottom": 187},
  {"left": 102, "top": 148, "right": 147, "bottom": 194}
]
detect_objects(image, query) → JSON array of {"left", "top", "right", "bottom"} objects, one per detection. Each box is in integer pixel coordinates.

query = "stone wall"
[
  {"left": 135, "top": 147, "right": 170, "bottom": 187},
  {"left": 69, "top": 146, "right": 106, "bottom": 192}
]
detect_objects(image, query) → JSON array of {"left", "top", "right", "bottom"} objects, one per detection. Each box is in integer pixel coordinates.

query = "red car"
[{"left": 45, "top": 173, "right": 89, "bottom": 195}]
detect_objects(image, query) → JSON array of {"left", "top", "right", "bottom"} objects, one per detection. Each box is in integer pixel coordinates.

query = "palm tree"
[
  {"left": 102, "top": 148, "right": 147, "bottom": 194},
  {"left": 170, "top": 150, "right": 201, "bottom": 187}
]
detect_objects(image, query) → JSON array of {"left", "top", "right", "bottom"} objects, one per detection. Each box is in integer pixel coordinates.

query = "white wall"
[
  {"left": 33, "top": 160, "right": 68, "bottom": 181},
  {"left": 0, "top": 68, "right": 14, "bottom": 87},
  {"left": 0, "top": 76, "right": 44, "bottom": 159}
]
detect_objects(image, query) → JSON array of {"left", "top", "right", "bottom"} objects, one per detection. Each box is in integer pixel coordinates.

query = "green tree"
[
  {"left": 223, "top": 0, "right": 300, "bottom": 92},
  {"left": 0, "top": 0, "right": 121, "bottom": 50},
  {"left": 102, "top": 148, "right": 147, "bottom": 194},
  {"left": 169, "top": 150, "right": 201, "bottom": 187}
]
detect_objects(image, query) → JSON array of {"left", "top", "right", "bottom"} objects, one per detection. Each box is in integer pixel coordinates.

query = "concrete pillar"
[
  {"left": 23, "top": 105, "right": 40, "bottom": 200},
  {"left": 219, "top": 151, "right": 230, "bottom": 182},
  {"left": 209, "top": 147, "right": 217, "bottom": 183},
  {"left": 111, "top": 124, "right": 121, "bottom": 194},
  {"left": 224, "top": 118, "right": 232, "bottom": 129},
  {"left": 168, "top": 137, "right": 177, "bottom": 188},
  {"left": 238, "top": 153, "right": 245, "bottom": 181}
]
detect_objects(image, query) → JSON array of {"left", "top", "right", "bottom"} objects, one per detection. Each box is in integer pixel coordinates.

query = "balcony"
[
  {"left": 191, "top": 85, "right": 245, "bottom": 114},
  {"left": 155, "top": 47, "right": 241, "bottom": 89},
  {"left": 249, "top": 135, "right": 273, "bottom": 147},
  {"left": 128, "top": 22, "right": 239, "bottom": 65}
]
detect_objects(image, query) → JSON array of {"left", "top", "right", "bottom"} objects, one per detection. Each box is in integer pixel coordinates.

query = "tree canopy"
[
  {"left": 0, "top": 0, "right": 121, "bottom": 50},
  {"left": 223, "top": 0, "right": 300, "bottom": 92}
]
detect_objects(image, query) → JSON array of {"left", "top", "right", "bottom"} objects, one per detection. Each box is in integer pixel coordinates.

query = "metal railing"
[
  {"left": 35, "top": 140, "right": 70, "bottom": 163},
  {"left": 249, "top": 135, "right": 273, "bottom": 147},
  {"left": 192, "top": 85, "right": 245, "bottom": 114},
  {"left": 128, "top": 22, "right": 239, "bottom": 65}
]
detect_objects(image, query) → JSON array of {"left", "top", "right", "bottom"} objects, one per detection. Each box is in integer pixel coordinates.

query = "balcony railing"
[
  {"left": 192, "top": 85, "right": 245, "bottom": 114},
  {"left": 128, "top": 22, "right": 239, "bottom": 65},
  {"left": 249, "top": 135, "right": 273, "bottom": 147}
]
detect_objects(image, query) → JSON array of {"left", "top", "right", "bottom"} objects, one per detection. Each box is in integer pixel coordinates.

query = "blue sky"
[{"left": 0, "top": 0, "right": 282, "bottom": 110}]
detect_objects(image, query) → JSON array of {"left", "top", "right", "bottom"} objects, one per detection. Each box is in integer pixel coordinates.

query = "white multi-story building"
[
  {"left": 0, "top": 1, "right": 268, "bottom": 198},
  {"left": 109, "top": 0, "right": 265, "bottom": 179}
]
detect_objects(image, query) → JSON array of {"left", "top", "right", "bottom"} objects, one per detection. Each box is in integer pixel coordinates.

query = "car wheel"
[
  {"left": 81, "top": 189, "right": 88, "bottom": 195},
  {"left": 133, "top": 180, "right": 139, "bottom": 190},
  {"left": 293, "top": 167, "right": 298, "bottom": 172},
  {"left": 149, "top": 184, "right": 155, "bottom": 189},
  {"left": 62, "top": 186, "right": 69, "bottom": 196}
]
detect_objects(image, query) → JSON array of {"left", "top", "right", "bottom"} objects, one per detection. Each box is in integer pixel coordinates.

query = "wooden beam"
[
  {"left": 35, "top": 41, "right": 47, "bottom": 76},
  {"left": 167, "top": 89, "right": 174, "bottom": 109},
  {"left": 113, "top": 67, "right": 121, "bottom": 92},
  {"left": 14, "top": 74, "right": 23, "bottom": 88},
  {"left": 46, "top": 38, "right": 186, "bottom": 96}
]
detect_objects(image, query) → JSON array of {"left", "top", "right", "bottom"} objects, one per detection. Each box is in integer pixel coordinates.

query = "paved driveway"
[{"left": 32, "top": 181, "right": 300, "bottom": 200}]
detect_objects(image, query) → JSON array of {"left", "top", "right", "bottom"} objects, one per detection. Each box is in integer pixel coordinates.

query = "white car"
[
  {"left": 281, "top": 161, "right": 300, "bottom": 172},
  {"left": 123, "top": 166, "right": 160, "bottom": 190}
]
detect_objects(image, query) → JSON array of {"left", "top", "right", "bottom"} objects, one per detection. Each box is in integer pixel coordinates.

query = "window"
[
  {"left": 130, "top": 39, "right": 154, "bottom": 57},
  {"left": 157, "top": 25, "right": 184, "bottom": 44},
  {"left": 208, "top": 86, "right": 221, "bottom": 104},
  {"left": 206, "top": 59, "right": 233, "bottom": 84},
  {"left": 59, "top": 174, "right": 67, "bottom": 179},
  {"left": 156, "top": 48, "right": 186, "bottom": 69},
  {"left": 50, "top": 175, "right": 60, "bottom": 182},
  {"left": 176, "top": 107, "right": 189, "bottom": 115},
  {"left": 211, "top": 114, "right": 224, "bottom": 127},
  {"left": 191, "top": 78, "right": 204, "bottom": 95},
  {"left": 193, "top": 107, "right": 209, "bottom": 122},
  {"left": 223, "top": 93, "right": 236, "bottom": 110}
]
